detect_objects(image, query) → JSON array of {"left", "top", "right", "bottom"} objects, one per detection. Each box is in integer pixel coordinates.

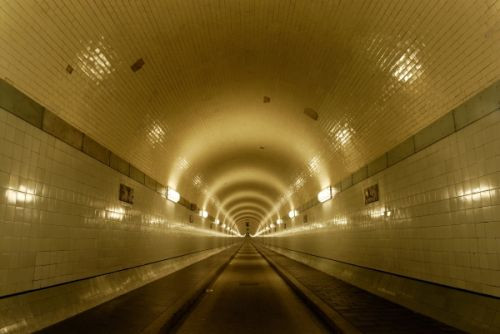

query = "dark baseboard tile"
[
  {"left": 414, "top": 113, "right": 455, "bottom": 152},
  {"left": 130, "top": 165, "right": 146, "bottom": 184},
  {"left": 352, "top": 165, "right": 368, "bottom": 185},
  {"left": 368, "top": 154, "right": 387, "bottom": 176},
  {"left": 82, "top": 135, "right": 111, "bottom": 165},
  {"left": 0, "top": 79, "right": 44, "bottom": 129},
  {"left": 387, "top": 137, "right": 415, "bottom": 166},
  {"left": 43, "top": 110, "right": 84, "bottom": 150},
  {"left": 341, "top": 174, "right": 353, "bottom": 191}
]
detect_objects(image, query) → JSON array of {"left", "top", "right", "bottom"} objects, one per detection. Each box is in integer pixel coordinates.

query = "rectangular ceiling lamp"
[
  {"left": 317, "top": 186, "right": 333, "bottom": 203},
  {"left": 166, "top": 188, "right": 180, "bottom": 203}
]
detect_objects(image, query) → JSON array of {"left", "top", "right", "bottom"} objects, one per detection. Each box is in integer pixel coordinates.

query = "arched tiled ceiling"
[
  {"left": 1, "top": 1, "right": 499, "bottom": 235},
  {"left": 212, "top": 180, "right": 287, "bottom": 232},
  {"left": 226, "top": 201, "right": 269, "bottom": 219},
  {"left": 234, "top": 213, "right": 264, "bottom": 223},
  {"left": 228, "top": 205, "right": 267, "bottom": 220},
  {"left": 236, "top": 216, "right": 261, "bottom": 223}
]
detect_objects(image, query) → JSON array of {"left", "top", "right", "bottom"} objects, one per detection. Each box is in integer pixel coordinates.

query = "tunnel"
[{"left": 0, "top": 1, "right": 499, "bottom": 333}]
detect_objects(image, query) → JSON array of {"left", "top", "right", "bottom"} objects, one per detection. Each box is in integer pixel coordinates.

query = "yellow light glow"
[
  {"left": 391, "top": 47, "right": 423, "bottom": 83},
  {"left": 166, "top": 188, "right": 180, "bottom": 203},
  {"left": 369, "top": 208, "right": 386, "bottom": 218},
  {"left": 5, "top": 186, "right": 35, "bottom": 205},
  {"left": 317, "top": 186, "right": 332, "bottom": 203},
  {"left": 199, "top": 210, "right": 208, "bottom": 218},
  {"left": 106, "top": 207, "right": 125, "bottom": 221},
  {"left": 288, "top": 210, "right": 298, "bottom": 218}
]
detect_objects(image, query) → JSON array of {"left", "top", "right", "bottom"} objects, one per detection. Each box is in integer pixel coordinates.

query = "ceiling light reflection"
[{"left": 391, "top": 47, "right": 423, "bottom": 83}]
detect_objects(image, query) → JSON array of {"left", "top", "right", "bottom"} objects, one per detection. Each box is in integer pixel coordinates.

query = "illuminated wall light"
[
  {"left": 276, "top": 219, "right": 283, "bottom": 225},
  {"left": 288, "top": 210, "right": 298, "bottom": 218},
  {"left": 199, "top": 210, "right": 208, "bottom": 218},
  {"left": 166, "top": 188, "right": 180, "bottom": 203},
  {"left": 317, "top": 186, "right": 333, "bottom": 203},
  {"left": 270, "top": 223, "right": 275, "bottom": 228},
  {"left": 222, "top": 223, "right": 226, "bottom": 228},
  {"left": 214, "top": 219, "right": 220, "bottom": 225}
]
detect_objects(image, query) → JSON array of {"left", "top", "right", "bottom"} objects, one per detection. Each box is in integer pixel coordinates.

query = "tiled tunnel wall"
[
  {"left": 258, "top": 81, "right": 500, "bottom": 333},
  {"left": 0, "top": 83, "right": 239, "bottom": 332}
]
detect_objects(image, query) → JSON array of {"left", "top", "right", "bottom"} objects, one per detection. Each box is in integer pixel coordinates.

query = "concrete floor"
[{"left": 173, "top": 242, "right": 328, "bottom": 334}]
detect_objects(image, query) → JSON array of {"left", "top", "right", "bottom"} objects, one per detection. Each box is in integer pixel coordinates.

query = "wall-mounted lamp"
[
  {"left": 199, "top": 210, "right": 208, "bottom": 218},
  {"left": 166, "top": 188, "right": 180, "bottom": 203},
  {"left": 317, "top": 186, "right": 333, "bottom": 203},
  {"left": 288, "top": 210, "right": 299, "bottom": 218},
  {"left": 276, "top": 218, "right": 283, "bottom": 225}
]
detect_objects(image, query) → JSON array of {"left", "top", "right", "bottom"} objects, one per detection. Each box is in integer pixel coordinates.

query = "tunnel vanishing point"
[{"left": 0, "top": 1, "right": 500, "bottom": 333}]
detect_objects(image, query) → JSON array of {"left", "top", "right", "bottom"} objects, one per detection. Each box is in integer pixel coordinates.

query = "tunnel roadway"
[
  {"left": 41, "top": 240, "right": 460, "bottom": 333},
  {"left": 172, "top": 242, "right": 329, "bottom": 334}
]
